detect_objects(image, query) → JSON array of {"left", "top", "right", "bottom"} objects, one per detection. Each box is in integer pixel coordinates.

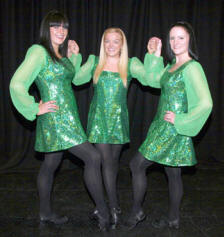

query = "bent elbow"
[
  {"left": 201, "top": 98, "right": 213, "bottom": 115},
  {"left": 9, "top": 80, "right": 18, "bottom": 93},
  {"left": 205, "top": 99, "right": 213, "bottom": 111}
]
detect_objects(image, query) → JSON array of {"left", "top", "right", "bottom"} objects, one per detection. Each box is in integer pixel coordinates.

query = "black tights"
[
  {"left": 95, "top": 144, "right": 123, "bottom": 209},
  {"left": 130, "top": 152, "right": 183, "bottom": 221},
  {"left": 37, "top": 142, "right": 107, "bottom": 219}
]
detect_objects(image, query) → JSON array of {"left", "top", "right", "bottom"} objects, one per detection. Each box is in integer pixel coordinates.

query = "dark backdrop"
[{"left": 0, "top": 0, "right": 223, "bottom": 170}]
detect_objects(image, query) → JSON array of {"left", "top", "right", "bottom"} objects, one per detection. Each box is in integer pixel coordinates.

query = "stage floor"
[{"left": 0, "top": 160, "right": 223, "bottom": 237}]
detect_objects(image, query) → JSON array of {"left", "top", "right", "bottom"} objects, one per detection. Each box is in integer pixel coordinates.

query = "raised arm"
[
  {"left": 72, "top": 55, "right": 96, "bottom": 86},
  {"left": 174, "top": 61, "right": 213, "bottom": 136},
  {"left": 144, "top": 37, "right": 166, "bottom": 88},
  {"left": 144, "top": 54, "right": 166, "bottom": 88},
  {"left": 129, "top": 57, "right": 147, "bottom": 86},
  {"left": 67, "top": 40, "right": 82, "bottom": 75},
  {"left": 10, "top": 45, "right": 46, "bottom": 121}
]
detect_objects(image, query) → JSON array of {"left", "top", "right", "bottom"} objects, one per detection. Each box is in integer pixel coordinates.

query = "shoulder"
[
  {"left": 183, "top": 60, "right": 206, "bottom": 79},
  {"left": 183, "top": 60, "right": 206, "bottom": 83},
  {"left": 129, "top": 57, "right": 140, "bottom": 66},
  {"left": 184, "top": 60, "right": 203, "bottom": 72},
  {"left": 26, "top": 44, "right": 47, "bottom": 58},
  {"left": 129, "top": 57, "right": 138, "bottom": 63}
]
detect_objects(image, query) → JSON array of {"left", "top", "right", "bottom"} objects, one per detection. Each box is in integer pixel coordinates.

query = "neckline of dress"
[
  {"left": 168, "top": 59, "right": 194, "bottom": 74},
  {"left": 102, "top": 70, "right": 119, "bottom": 74}
]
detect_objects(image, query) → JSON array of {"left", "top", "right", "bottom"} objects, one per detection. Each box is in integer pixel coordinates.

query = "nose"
[
  {"left": 107, "top": 41, "right": 113, "bottom": 47},
  {"left": 58, "top": 26, "right": 65, "bottom": 34},
  {"left": 175, "top": 38, "right": 181, "bottom": 44}
]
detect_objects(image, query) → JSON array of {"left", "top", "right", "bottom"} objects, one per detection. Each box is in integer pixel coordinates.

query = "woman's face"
[
  {"left": 104, "top": 32, "right": 123, "bottom": 57},
  {"left": 169, "top": 26, "right": 190, "bottom": 57},
  {"left": 50, "top": 24, "right": 68, "bottom": 48}
]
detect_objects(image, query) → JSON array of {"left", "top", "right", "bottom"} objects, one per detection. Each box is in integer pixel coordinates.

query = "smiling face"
[
  {"left": 50, "top": 24, "right": 68, "bottom": 49},
  {"left": 104, "top": 32, "right": 123, "bottom": 58},
  {"left": 169, "top": 26, "right": 190, "bottom": 57}
]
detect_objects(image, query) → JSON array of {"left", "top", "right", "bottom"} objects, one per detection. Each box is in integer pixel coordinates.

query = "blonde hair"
[{"left": 93, "top": 28, "right": 128, "bottom": 87}]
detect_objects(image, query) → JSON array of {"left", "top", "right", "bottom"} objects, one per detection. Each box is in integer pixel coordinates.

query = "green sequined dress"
[
  {"left": 74, "top": 55, "right": 148, "bottom": 144},
  {"left": 139, "top": 54, "right": 213, "bottom": 166},
  {"left": 10, "top": 44, "right": 87, "bottom": 152}
]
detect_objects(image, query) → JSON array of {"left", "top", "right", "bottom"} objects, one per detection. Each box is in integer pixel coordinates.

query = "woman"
[
  {"left": 74, "top": 27, "right": 148, "bottom": 228},
  {"left": 127, "top": 21, "right": 213, "bottom": 229},
  {"left": 9, "top": 10, "right": 110, "bottom": 231}
]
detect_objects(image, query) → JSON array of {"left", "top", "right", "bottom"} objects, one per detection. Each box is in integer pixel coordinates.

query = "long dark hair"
[
  {"left": 40, "top": 10, "right": 69, "bottom": 62},
  {"left": 166, "top": 21, "right": 198, "bottom": 62}
]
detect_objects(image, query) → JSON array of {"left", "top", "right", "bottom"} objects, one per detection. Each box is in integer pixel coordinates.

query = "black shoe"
[
  {"left": 40, "top": 214, "right": 68, "bottom": 225},
  {"left": 110, "top": 207, "right": 121, "bottom": 229},
  {"left": 152, "top": 216, "right": 179, "bottom": 229},
  {"left": 89, "top": 209, "right": 98, "bottom": 221},
  {"left": 125, "top": 210, "right": 146, "bottom": 230},
  {"left": 89, "top": 209, "right": 110, "bottom": 232}
]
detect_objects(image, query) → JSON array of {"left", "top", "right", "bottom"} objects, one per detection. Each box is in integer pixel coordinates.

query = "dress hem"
[
  {"left": 35, "top": 139, "right": 88, "bottom": 153},
  {"left": 88, "top": 139, "right": 130, "bottom": 145},
  {"left": 139, "top": 150, "right": 197, "bottom": 167}
]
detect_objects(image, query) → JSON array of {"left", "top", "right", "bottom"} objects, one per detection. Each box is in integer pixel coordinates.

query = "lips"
[{"left": 55, "top": 35, "right": 64, "bottom": 39}]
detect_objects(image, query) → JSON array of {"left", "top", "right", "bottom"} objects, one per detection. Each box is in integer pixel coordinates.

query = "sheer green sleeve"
[
  {"left": 174, "top": 61, "right": 213, "bottom": 136},
  {"left": 144, "top": 53, "right": 166, "bottom": 88},
  {"left": 73, "top": 54, "right": 96, "bottom": 86},
  {"left": 69, "top": 53, "right": 82, "bottom": 75},
  {"left": 9, "top": 44, "right": 46, "bottom": 121},
  {"left": 129, "top": 57, "right": 148, "bottom": 86}
]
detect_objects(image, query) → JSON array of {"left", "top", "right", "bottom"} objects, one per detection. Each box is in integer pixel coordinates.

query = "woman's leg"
[
  {"left": 129, "top": 152, "right": 153, "bottom": 214},
  {"left": 37, "top": 151, "right": 67, "bottom": 223},
  {"left": 164, "top": 166, "right": 183, "bottom": 222},
  {"left": 68, "top": 142, "right": 110, "bottom": 229},
  {"left": 95, "top": 143, "right": 122, "bottom": 209},
  {"left": 94, "top": 143, "right": 122, "bottom": 228},
  {"left": 126, "top": 152, "right": 153, "bottom": 228}
]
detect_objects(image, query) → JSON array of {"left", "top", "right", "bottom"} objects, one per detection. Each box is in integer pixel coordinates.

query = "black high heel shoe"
[
  {"left": 110, "top": 207, "right": 121, "bottom": 229},
  {"left": 152, "top": 216, "right": 179, "bottom": 229},
  {"left": 125, "top": 210, "right": 146, "bottom": 230},
  {"left": 89, "top": 209, "right": 110, "bottom": 231},
  {"left": 40, "top": 214, "right": 68, "bottom": 225}
]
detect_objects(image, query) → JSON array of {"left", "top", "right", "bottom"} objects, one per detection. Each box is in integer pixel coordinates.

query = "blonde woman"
[{"left": 74, "top": 27, "right": 148, "bottom": 228}]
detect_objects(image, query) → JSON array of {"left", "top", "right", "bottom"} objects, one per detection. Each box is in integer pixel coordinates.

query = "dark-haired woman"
[
  {"left": 127, "top": 21, "right": 213, "bottom": 229},
  {"left": 10, "top": 10, "right": 109, "bottom": 230}
]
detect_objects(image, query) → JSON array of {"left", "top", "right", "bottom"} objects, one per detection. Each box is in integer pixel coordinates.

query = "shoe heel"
[
  {"left": 168, "top": 219, "right": 179, "bottom": 229},
  {"left": 126, "top": 210, "right": 146, "bottom": 230},
  {"left": 110, "top": 207, "right": 121, "bottom": 229}
]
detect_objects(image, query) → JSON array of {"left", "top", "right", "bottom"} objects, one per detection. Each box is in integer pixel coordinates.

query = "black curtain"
[{"left": 0, "top": 0, "right": 223, "bottom": 170}]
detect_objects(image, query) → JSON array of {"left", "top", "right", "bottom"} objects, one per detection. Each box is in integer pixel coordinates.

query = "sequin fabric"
[
  {"left": 139, "top": 61, "right": 197, "bottom": 166},
  {"left": 87, "top": 70, "right": 131, "bottom": 144},
  {"left": 35, "top": 55, "right": 87, "bottom": 152}
]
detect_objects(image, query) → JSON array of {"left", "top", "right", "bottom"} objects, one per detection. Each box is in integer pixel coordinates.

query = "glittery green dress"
[
  {"left": 139, "top": 54, "right": 213, "bottom": 166},
  {"left": 74, "top": 55, "right": 147, "bottom": 144},
  {"left": 10, "top": 44, "right": 87, "bottom": 152}
]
